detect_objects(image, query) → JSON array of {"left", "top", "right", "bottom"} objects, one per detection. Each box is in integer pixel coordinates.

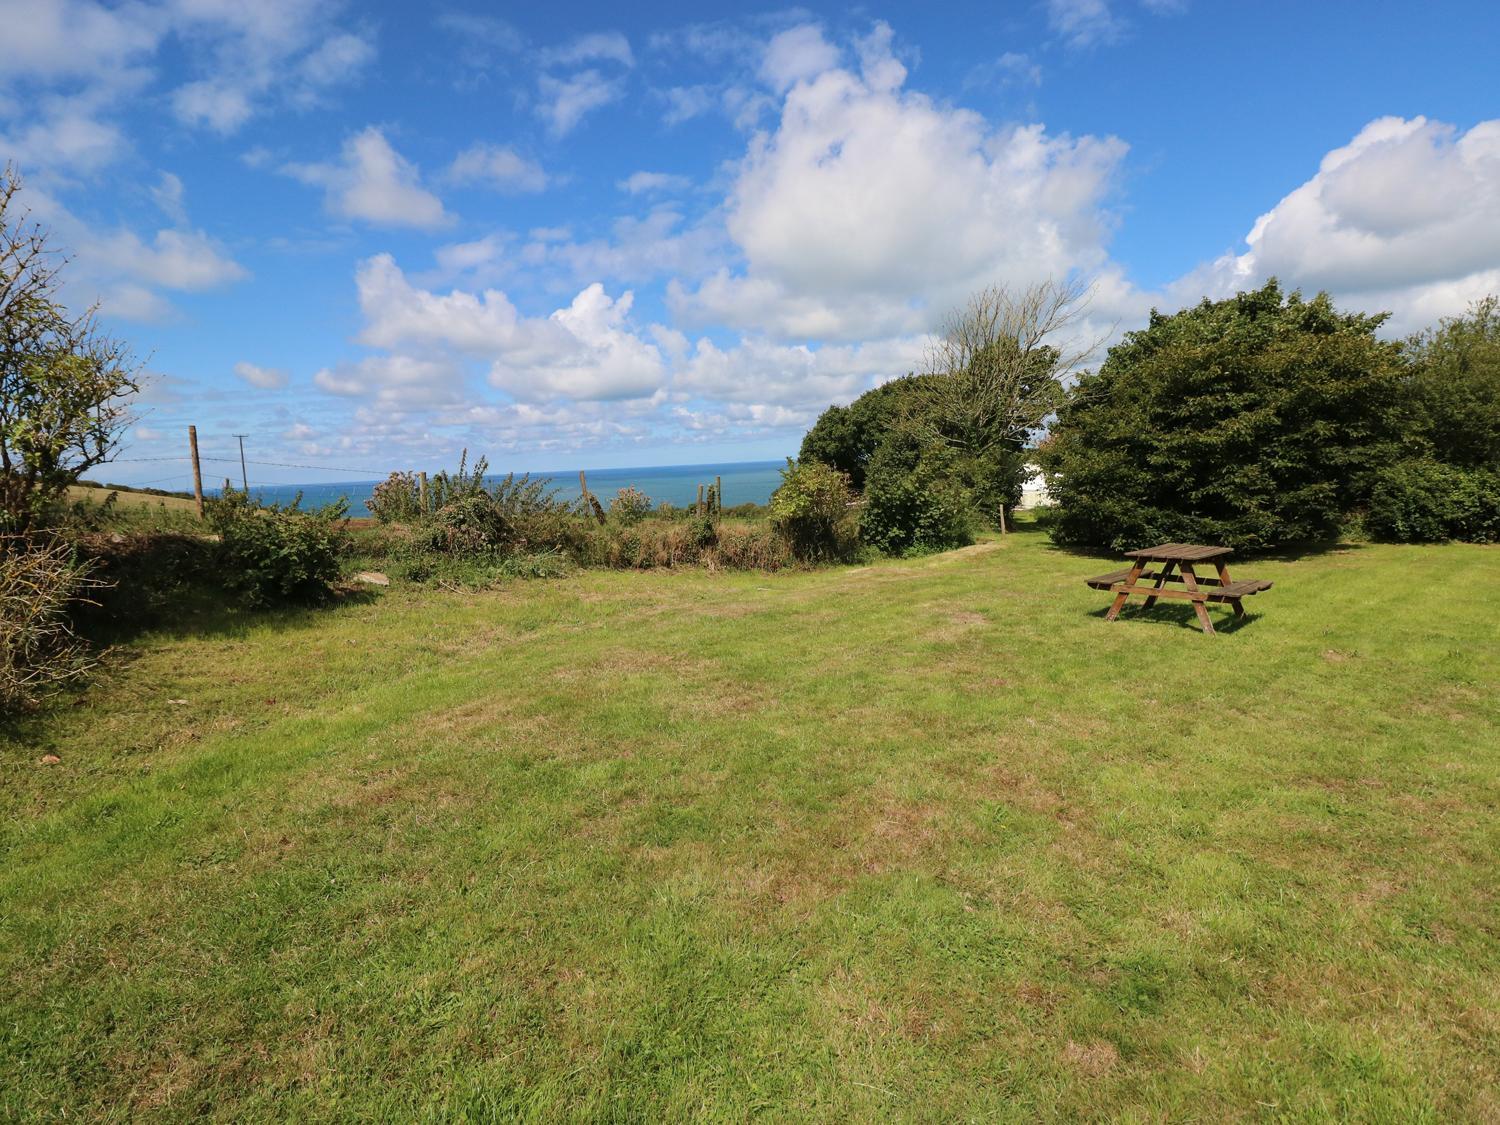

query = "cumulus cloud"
[
  {"left": 282, "top": 127, "right": 451, "bottom": 229},
  {"left": 8, "top": 176, "right": 248, "bottom": 321},
  {"left": 675, "top": 24, "right": 1128, "bottom": 341},
  {"left": 1174, "top": 116, "right": 1500, "bottom": 332},
  {"left": 350, "top": 254, "right": 668, "bottom": 401},
  {"left": 313, "top": 354, "right": 464, "bottom": 408},
  {"left": 0, "top": 85, "right": 140, "bottom": 173},
  {"left": 446, "top": 144, "right": 549, "bottom": 193},
  {"left": 234, "top": 361, "right": 289, "bottom": 389},
  {"left": 0, "top": 0, "right": 160, "bottom": 80},
  {"left": 677, "top": 335, "right": 926, "bottom": 412},
  {"left": 166, "top": 6, "right": 375, "bottom": 133},
  {"left": 759, "top": 25, "right": 842, "bottom": 92}
]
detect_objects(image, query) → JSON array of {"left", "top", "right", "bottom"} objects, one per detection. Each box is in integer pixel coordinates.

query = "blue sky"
[{"left": 3, "top": 0, "right": 1498, "bottom": 488}]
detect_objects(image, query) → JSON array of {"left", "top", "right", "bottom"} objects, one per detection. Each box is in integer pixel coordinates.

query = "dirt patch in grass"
[{"left": 1061, "top": 1038, "right": 1119, "bottom": 1077}]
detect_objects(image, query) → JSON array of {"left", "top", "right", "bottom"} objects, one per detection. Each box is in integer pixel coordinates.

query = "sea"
[{"left": 231, "top": 460, "right": 788, "bottom": 514}]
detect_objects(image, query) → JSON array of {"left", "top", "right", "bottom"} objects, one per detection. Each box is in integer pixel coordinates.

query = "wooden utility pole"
[
  {"left": 233, "top": 434, "right": 249, "bottom": 492},
  {"left": 188, "top": 425, "right": 205, "bottom": 519},
  {"left": 418, "top": 471, "right": 429, "bottom": 513}
]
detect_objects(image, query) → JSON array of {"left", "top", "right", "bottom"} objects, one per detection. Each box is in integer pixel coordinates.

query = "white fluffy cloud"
[
  {"left": 677, "top": 334, "right": 926, "bottom": 412},
  {"left": 283, "top": 128, "right": 451, "bottom": 229},
  {"left": 14, "top": 178, "right": 248, "bottom": 321},
  {"left": 348, "top": 254, "right": 668, "bottom": 401},
  {"left": 1175, "top": 116, "right": 1500, "bottom": 332},
  {"left": 446, "top": 144, "right": 549, "bottom": 193},
  {"left": 234, "top": 361, "right": 289, "bottom": 389},
  {"left": 675, "top": 24, "right": 1127, "bottom": 341},
  {"left": 313, "top": 354, "right": 464, "bottom": 408},
  {"left": 0, "top": 0, "right": 161, "bottom": 80},
  {"left": 759, "top": 25, "right": 842, "bottom": 92}
]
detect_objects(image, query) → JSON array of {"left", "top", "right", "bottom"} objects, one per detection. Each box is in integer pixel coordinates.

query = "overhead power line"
[{"left": 114, "top": 454, "right": 387, "bottom": 476}]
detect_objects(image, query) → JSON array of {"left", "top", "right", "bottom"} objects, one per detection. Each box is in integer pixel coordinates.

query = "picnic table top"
[{"left": 1123, "top": 542, "right": 1232, "bottom": 563}]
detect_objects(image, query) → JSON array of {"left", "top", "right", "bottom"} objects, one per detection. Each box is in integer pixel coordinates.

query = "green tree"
[
  {"left": 916, "top": 280, "right": 1089, "bottom": 527},
  {"left": 1404, "top": 295, "right": 1500, "bottom": 469},
  {"left": 1, "top": 166, "right": 141, "bottom": 532},
  {"left": 798, "top": 374, "right": 936, "bottom": 490},
  {"left": 1041, "top": 280, "right": 1413, "bottom": 552}
]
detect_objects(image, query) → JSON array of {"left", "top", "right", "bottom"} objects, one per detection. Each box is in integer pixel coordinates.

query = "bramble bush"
[
  {"left": 769, "top": 459, "right": 858, "bottom": 562},
  {"left": 367, "top": 471, "right": 424, "bottom": 523},
  {"left": 206, "top": 489, "right": 349, "bottom": 607}
]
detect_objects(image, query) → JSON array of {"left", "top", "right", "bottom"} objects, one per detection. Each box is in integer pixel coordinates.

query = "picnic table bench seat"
[
  {"left": 1084, "top": 543, "right": 1273, "bottom": 634},
  {"left": 1085, "top": 568, "right": 1272, "bottom": 597}
]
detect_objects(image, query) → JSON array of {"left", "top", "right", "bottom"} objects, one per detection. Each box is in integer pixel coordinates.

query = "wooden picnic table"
[{"left": 1084, "top": 542, "right": 1272, "bottom": 635}]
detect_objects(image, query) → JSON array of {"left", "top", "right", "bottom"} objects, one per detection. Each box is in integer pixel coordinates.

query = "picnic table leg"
[
  {"left": 1179, "top": 563, "right": 1215, "bottom": 635},
  {"left": 1213, "top": 559, "right": 1246, "bottom": 617},
  {"left": 1105, "top": 560, "right": 1145, "bottom": 622},
  {"left": 1143, "top": 559, "right": 1177, "bottom": 609}
]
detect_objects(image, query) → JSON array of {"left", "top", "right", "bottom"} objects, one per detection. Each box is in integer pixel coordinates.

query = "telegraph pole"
[
  {"left": 188, "top": 425, "right": 205, "bottom": 519},
  {"left": 233, "top": 434, "right": 249, "bottom": 493}
]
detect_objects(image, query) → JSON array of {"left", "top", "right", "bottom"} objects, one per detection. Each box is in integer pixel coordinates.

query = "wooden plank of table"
[{"left": 1124, "top": 543, "right": 1233, "bottom": 562}]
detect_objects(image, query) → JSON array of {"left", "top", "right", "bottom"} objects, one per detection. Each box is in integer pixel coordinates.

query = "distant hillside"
[{"left": 68, "top": 481, "right": 199, "bottom": 512}]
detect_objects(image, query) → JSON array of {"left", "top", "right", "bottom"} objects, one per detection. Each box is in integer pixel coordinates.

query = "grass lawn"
[{"left": 3, "top": 524, "right": 1497, "bottom": 1119}]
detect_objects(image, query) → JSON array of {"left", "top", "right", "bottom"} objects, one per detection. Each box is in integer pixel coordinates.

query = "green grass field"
[
  {"left": 66, "top": 483, "right": 200, "bottom": 512},
  {"left": 3, "top": 524, "right": 1497, "bottom": 1120}
]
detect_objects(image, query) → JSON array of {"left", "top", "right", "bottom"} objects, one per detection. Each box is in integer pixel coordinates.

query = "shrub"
[
  {"left": 608, "top": 487, "right": 653, "bottom": 525},
  {"left": 1, "top": 536, "right": 100, "bottom": 711},
  {"left": 1365, "top": 461, "right": 1500, "bottom": 543},
  {"left": 422, "top": 493, "right": 512, "bottom": 557},
  {"left": 1042, "top": 281, "right": 1412, "bottom": 552},
  {"left": 206, "top": 490, "right": 348, "bottom": 607},
  {"left": 768, "top": 459, "right": 858, "bottom": 562},
  {"left": 860, "top": 429, "right": 976, "bottom": 555},
  {"left": 367, "top": 471, "right": 424, "bottom": 522},
  {"left": 420, "top": 473, "right": 578, "bottom": 559}
]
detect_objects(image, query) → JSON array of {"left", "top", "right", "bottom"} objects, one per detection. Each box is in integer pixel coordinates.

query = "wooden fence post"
[
  {"left": 715, "top": 475, "right": 722, "bottom": 525},
  {"left": 418, "top": 471, "right": 429, "bottom": 513},
  {"left": 188, "top": 425, "right": 204, "bottom": 519}
]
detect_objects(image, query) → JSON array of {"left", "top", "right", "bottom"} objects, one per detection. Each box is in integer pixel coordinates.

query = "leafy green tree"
[
  {"left": 1404, "top": 295, "right": 1500, "bottom": 469},
  {"left": 1, "top": 166, "right": 141, "bottom": 532},
  {"left": 798, "top": 374, "right": 936, "bottom": 490},
  {"left": 1042, "top": 280, "right": 1413, "bottom": 551}
]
